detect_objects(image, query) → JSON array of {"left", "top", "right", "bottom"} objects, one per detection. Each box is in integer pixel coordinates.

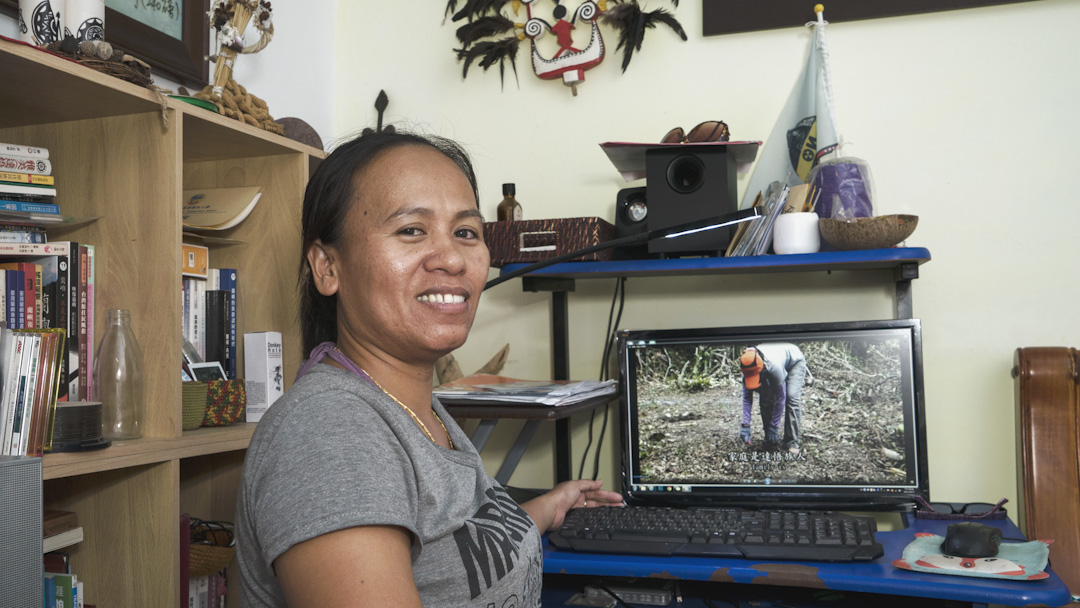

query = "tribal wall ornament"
[{"left": 447, "top": 0, "right": 686, "bottom": 95}]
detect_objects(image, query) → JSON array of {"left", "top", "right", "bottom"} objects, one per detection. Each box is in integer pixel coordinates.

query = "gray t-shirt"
[{"left": 235, "top": 363, "right": 543, "bottom": 607}]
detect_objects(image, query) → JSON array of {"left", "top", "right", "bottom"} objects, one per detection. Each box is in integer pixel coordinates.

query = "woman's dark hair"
[{"left": 298, "top": 130, "right": 480, "bottom": 354}]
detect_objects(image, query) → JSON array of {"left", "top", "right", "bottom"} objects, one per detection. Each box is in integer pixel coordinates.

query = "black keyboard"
[{"left": 549, "top": 506, "right": 884, "bottom": 562}]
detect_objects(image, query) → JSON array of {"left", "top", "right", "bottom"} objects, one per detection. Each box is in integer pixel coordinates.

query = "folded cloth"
[{"left": 893, "top": 533, "right": 1052, "bottom": 581}]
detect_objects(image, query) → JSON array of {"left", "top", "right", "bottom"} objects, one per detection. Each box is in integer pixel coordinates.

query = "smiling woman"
[{"left": 233, "top": 130, "right": 623, "bottom": 608}]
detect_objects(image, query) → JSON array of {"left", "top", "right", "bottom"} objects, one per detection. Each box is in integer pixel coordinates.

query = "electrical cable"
[
  {"left": 592, "top": 278, "right": 626, "bottom": 480},
  {"left": 578, "top": 277, "right": 624, "bottom": 479}
]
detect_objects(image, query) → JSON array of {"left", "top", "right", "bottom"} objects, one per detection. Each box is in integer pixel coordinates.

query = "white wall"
[{"left": 327, "top": 0, "right": 1080, "bottom": 507}]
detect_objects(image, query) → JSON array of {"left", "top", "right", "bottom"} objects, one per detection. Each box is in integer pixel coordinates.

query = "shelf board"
[
  {"left": 0, "top": 38, "right": 165, "bottom": 129},
  {"left": 501, "top": 247, "right": 931, "bottom": 281},
  {"left": 42, "top": 423, "right": 255, "bottom": 480}
]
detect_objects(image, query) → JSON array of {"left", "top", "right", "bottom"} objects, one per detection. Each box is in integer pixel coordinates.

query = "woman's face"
[{"left": 329, "top": 145, "right": 490, "bottom": 366}]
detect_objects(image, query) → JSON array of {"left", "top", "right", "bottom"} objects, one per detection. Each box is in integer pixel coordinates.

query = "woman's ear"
[{"left": 307, "top": 240, "right": 340, "bottom": 297}]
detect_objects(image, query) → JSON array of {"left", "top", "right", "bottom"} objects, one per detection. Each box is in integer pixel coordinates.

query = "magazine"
[{"left": 434, "top": 374, "right": 616, "bottom": 407}]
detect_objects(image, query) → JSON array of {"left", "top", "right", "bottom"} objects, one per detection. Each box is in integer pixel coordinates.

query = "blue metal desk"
[{"left": 542, "top": 514, "right": 1074, "bottom": 607}]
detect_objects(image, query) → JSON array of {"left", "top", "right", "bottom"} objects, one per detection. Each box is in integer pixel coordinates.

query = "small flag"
[{"left": 742, "top": 7, "right": 840, "bottom": 210}]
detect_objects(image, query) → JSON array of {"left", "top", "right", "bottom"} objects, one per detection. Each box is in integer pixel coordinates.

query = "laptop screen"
[{"left": 617, "top": 319, "right": 928, "bottom": 511}]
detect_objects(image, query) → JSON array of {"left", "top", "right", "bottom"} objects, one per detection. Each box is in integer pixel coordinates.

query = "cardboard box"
[
  {"left": 181, "top": 243, "right": 208, "bottom": 279},
  {"left": 244, "top": 331, "right": 283, "bottom": 422}
]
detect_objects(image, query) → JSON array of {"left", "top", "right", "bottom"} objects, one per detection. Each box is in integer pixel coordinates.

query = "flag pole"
[{"left": 813, "top": 4, "right": 844, "bottom": 156}]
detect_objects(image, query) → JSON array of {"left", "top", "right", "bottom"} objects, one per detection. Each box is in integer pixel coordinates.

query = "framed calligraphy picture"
[
  {"left": 702, "top": 0, "right": 1039, "bottom": 36},
  {"left": 0, "top": 0, "right": 209, "bottom": 86}
]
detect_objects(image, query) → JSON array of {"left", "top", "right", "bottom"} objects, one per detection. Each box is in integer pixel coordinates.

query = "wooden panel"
[
  {"left": 702, "top": 0, "right": 1041, "bottom": 36},
  {"left": 1, "top": 111, "right": 182, "bottom": 438},
  {"left": 0, "top": 38, "right": 165, "bottom": 129},
  {"left": 183, "top": 154, "right": 307, "bottom": 388},
  {"left": 43, "top": 425, "right": 255, "bottom": 479},
  {"left": 44, "top": 462, "right": 179, "bottom": 608},
  {"left": 1013, "top": 347, "right": 1080, "bottom": 593}
]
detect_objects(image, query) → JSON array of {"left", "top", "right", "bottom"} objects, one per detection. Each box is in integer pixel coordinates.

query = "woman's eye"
[
  {"left": 456, "top": 227, "right": 480, "bottom": 239},
  {"left": 397, "top": 227, "right": 424, "bottom": 237}
]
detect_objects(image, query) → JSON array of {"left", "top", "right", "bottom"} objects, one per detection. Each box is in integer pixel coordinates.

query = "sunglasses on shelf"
[
  {"left": 661, "top": 120, "right": 731, "bottom": 144},
  {"left": 914, "top": 496, "right": 1008, "bottom": 520}
]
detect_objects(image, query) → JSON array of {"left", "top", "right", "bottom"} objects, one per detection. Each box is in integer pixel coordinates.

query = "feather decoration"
[
  {"left": 600, "top": 1, "right": 687, "bottom": 72},
  {"left": 455, "top": 36, "right": 522, "bottom": 86},
  {"left": 445, "top": 0, "right": 460, "bottom": 19},
  {"left": 456, "top": 14, "right": 516, "bottom": 47},
  {"left": 452, "top": 0, "right": 512, "bottom": 23}
]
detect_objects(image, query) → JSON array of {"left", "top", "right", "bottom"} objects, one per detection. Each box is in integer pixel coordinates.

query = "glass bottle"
[
  {"left": 95, "top": 309, "right": 145, "bottom": 440},
  {"left": 496, "top": 183, "right": 523, "bottom": 221}
]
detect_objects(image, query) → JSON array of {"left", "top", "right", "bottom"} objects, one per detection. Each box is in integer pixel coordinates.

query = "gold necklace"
[{"left": 333, "top": 347, "right": 454, "bottom": 449}]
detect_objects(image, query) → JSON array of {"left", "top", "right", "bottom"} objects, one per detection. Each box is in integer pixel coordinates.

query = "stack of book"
[
  {"left": 434, "top": 374, "right": 617, "bottom": 407},
  {"left": 0, "top": 325, "right": 66, "bottom": 456},
  {"left": 0, "top": 241, "right": 97, "bottom": 404},
  {"left": 0, "top": 142, "right": 61, "bottom": 224},
  {"left": 181, "top": 260, "right": 239, "bottom": 382}
]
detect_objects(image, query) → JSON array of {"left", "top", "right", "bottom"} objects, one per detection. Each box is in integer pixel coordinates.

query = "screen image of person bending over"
[
  {"left": 234, "top": 130, "right": 622, "bottom": 608},
  {"left": 739, "top": 343, "right": 811, "bottom": 456}
]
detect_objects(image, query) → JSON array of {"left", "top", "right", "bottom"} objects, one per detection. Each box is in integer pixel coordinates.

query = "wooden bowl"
[{"left": 818, "top": 214, "right": 918, "bottom": 250}]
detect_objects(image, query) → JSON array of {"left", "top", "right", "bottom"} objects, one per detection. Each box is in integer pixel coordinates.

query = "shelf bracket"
[{"left": 893, "top": 263, "right": 919, "bottom": 319}]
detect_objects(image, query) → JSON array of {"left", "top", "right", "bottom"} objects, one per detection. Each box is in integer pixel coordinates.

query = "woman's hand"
[{"left": 520, "top": 479, "right": 624, "bottom": 532}]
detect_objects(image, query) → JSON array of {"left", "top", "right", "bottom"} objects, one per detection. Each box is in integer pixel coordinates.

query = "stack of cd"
[{"left": 50, "top": 401, "right": 111, "bottom": 452}]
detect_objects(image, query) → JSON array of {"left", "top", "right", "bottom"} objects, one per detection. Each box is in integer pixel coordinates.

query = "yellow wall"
[{"left": 332, "top": 0, "right": 1080, "bottom": 506}]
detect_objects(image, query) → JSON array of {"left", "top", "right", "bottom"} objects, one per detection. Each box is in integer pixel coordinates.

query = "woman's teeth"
[{"left": 417, "top": 293, "right": 465, "bottom": 304}]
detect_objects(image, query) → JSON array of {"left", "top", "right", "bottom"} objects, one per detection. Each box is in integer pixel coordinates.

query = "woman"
[{"left": 235, "top": 130, "right": 622, "bottom": 608}]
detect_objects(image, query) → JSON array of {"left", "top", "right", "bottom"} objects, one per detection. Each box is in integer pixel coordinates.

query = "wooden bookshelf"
[{"left": 1, "top": 38, "right": 324, "bottom": 607}]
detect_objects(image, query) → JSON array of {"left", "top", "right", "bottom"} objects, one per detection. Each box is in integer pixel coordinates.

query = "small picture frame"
[{"left": 189, "top": 361, "right": 228, "bottom": 382}]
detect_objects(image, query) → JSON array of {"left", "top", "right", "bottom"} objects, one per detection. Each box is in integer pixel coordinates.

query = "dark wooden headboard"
[{"left": 1013, "top": 347, "right": 1080, "bottom": 593}]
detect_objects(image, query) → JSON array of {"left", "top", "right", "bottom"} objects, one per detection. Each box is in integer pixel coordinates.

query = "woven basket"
[
  {"left": 189, "top": 543, "right": 235, "bottom": 578},
  {"left": 181, "top": 382, "right": 209, "bottom": 431},
  {"left": 189, "top": 519, "right": 235, "bottom": 577}
]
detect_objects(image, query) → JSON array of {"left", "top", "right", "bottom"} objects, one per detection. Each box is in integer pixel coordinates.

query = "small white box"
[{"left": 244, "top": 331, "right": 283, "bottom": 422}]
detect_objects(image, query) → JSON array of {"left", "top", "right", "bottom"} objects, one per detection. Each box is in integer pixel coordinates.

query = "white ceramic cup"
[
  {"left": 773, "top": 212, "right": 821, "bottom": 255},
  {"left": 66, "top": 0, "right": 103, "bottom": 41}
]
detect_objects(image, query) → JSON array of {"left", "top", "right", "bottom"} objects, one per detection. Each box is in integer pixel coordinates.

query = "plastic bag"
[{"left": 809, "top": 157, "right": 875, "bottom": 221}]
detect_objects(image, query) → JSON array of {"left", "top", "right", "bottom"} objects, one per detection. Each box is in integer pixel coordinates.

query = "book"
[
  {"left": 0, "top": 242, "right": 70, "bottom": 257},
  {"left": 0, "top": 142, "right": 49, "bottom": 159},
  {"left": 0, "top": 228, "right": 46, "bottom": 243},
  {"left": 434, "top": 374, "right": 617, "bottom": 407},
  {"left": 44, "top": 551, "right": 70, "bottom": 574},
  {"left": 84, "top": 246, "right": 95, "bottom": 400},
  {"left": 182, "top": 186, "right": 263, "bottom": 231},
  {"left": 244, "top": 331, "right": 283, "bottom": 422},
  {"left": 219, "top": 269, "right": 238, "bottom": 380},
  {"left": 203, "top": 290, "right": 229, "bottom": 372},
  {"left": 44, "top": 575, "right": 56, "bottom": 608},
  {"left": 182, "top": 243, "right": 209, "bottom": 279},
  {"left": 3, "top": 268, "right": 19, "bottom": 329},
  {"left": 0, "top": 327, "right": 15, "bottom": 454},
  {"left": 28, "top": 329, "right": 64, "bottom": 455},
  {"left": 0, "top": 171, "right": 54, "bottom": 186},
  {"left": 15, "top": 333, "right": 41, "bottom": 455},
  {"left": 78, "top": 246, "right": 88, "bottom": 400},
  {"left": 0, "top": 199, "right": 58, "bottom": 215},
  {"left": 43, "top": 526, "right": 84, "bottom": 553},
  {"left": 65, "top": 243, "right": 80, "bottom": 401},
  {"left": 0, "top": 153, "right": 51, "bottom": 175},
  {"left": 0, "top": 262, "right": 37, "bottom": 328},
  {"left": 43, "top": 572, "right": 75, "bottom": 607},
  {"left": 43, "top": 509, "right": 79, "bottom": 538},
  {"left": 0, "top": 182, "right": 57, "bottom": 198}
]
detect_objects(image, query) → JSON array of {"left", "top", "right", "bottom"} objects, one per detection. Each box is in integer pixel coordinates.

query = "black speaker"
[
  {"left": 613, "top": 186, "right": 649, "bottom": 260},
  {"left": 644, "top": 146, "right": 738, "bottom": 256}
]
